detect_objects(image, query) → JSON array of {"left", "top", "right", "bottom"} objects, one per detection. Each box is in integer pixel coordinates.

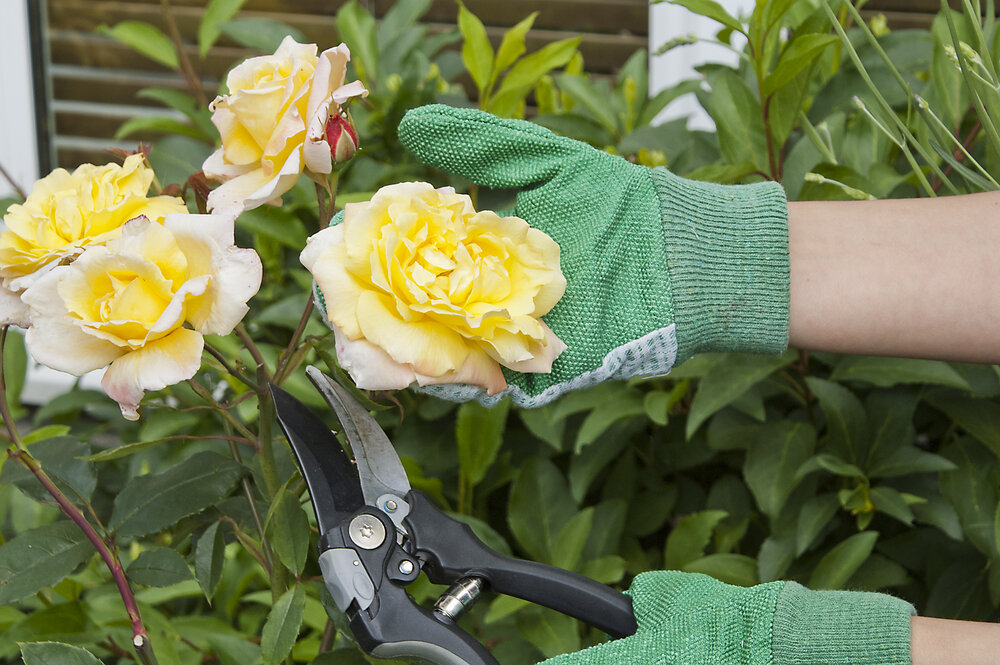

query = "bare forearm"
[
  {"left": 911, "top": 616, "right": 1000, "bottom": 665},
  {"left": 788, "top": 192, "right": 1000, "bottom": 362}
]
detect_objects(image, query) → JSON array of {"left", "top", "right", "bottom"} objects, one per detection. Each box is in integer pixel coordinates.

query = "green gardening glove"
[
  {"left": 397, "top": 105, "right": 790, "bottom": 407},
  {"left": 542, "top": 571, "right": 914, "bottom": 665}
]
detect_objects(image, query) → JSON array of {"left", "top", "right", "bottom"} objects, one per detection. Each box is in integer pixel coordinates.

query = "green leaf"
[
  {"left": 149, "top": 135, "right": 213, "bottom": 187},
  {"left": 682, "top": 553, "right": 758, "bottom": 586},
  {"left": 743, "top": 421, "right": 816, "bottom": 519},
  {"left": 336, "top": 2, "right": 378, "bottom": 87},
  {"left": 758, "top": 536, "right": 795, "bottom": 582},
  {"left": 267, "top": 491, "right": 310, "bottom": 576},
  {"left": 868, "top": 447, "right": 956, "bottom": 479},
  {"left": 702, "top": 69, "right": 767, "bottom": 171},
  {"left": 795, "top": 453, "right": 866, "bottom": 481},
  {"left": 3, "top": 328, "right": 27, "bottom": 418},
  {"left": 941, "top": 439, "right": 998, "bottom": 556},
  {"left": 22, "top": 425, "right": 71, "bottom": 445},
  {"left": 518, "top": 607, "right": 579, "bottom": 659},
  {"left": 1, "top": 437, "right": 95, "bottom": 503},
  {"left": 518, "top": 405, "right": 565, "bottom": 450},
  {"left": 663, "top": 0, "right": 746, "bottom": 36},
  {"left": 0, "top": 521, "right": 91, "bottom": 603},
  {"left": 763, "top": 34, "right": 838, "bottom": 96},
  {"left": 492, "top": 13, "right": 537, "bottom": 85},
  {"left": 114, "top": 116, "right": 207, "bottom": 141},
  {"left": 795, "top": 493, "right": 840, "bottom": 556},
  {"left": 686, "top": 351, "right": 792, "bottom": 437},
  {"left": 457, "top": 399, "right": 510, "bottom": 487},
  {"left": 458, "top": 1, "right": 494, "bottom": 98},
  {"left": 805, "top": 377, "right": 868, "bottom": 464},
  {"left": 494, "top": 37, "right": 581, "bottom": 102},
  {"left": 98, "top": 21, "right": 178, "bottom": 69},
  {"left": 20, "top": 642, "right": 105, "bottom": 665},
  {"left": 195, "top": 522, "right": 226, "bottom": 601},
  {"left": 261, "top": 585, "right": 305, "bottom": 665},
  {"left": 552, "top": 508, "right": 593, "bottom": 571},
  {"left": 568, "top": 423, "right": 630, "bottom": 502},
  {"left": 109, "top": 452, "right": 245, "bottom": 538},
  {"left": 137, "top": 88, "right": 216, "bottom": 136},
  {"left": 127, "top": 548, "right": 193, "bottom": 587},
  {"left": 83, "top": 437, "right": 173, "bottom": 462},
  {"left": 808, "top": 531, "right": 879, "bottom": 590},
  {"left": 664, "top": 509, "right": 728, "bottom": 569},
  {"left": 869, "top": 486, "right": 915, "bottom": 525},
  {"left": 579, "top": 555, "right": 627, "bottom": 585},
  {"left": 220, "top": 18, "right": 306, "bottom": 53},
  {"left": 574, "top": 389, "right": 645, "bottom": 451},
  {"left": 237, "top": 205, "right": 309, "bottom": 249},
  {"left": 556, "top": 74, "right": 620, "bottom": 134},
  {"left": 206, "top": 634, "right": 262, "bottom": 665},
  {"left": 508, "top": 458, "right": 576, "bottom": 563},
  {"left": 830, "top": 356, "right": 970, "bottom": 390},
  {"left": 926, "top": 394, "right": 1000, "bottom": 460},
  {"left": 911, "top": 493, "right": 963, "bottom": 540},
  {"left": 848, "top": 553, "right": 910, "bottom": 591},
  {"left": 199, "top": 0, "right": 246, "bottom": 58}
]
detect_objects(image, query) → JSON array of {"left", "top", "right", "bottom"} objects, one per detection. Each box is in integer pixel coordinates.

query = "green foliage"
[{"left": 6, "top": 1, "right": 1000, "bottom": 663}]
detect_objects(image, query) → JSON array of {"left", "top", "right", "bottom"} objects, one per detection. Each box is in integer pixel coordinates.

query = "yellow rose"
[
  {"left": 0, "top": 154, "right": 187, "bottom": 291},
  {"left": 203, "top": 37, "right": 368, "bottom": 216},
  {"left": 301, "top": 182, "right": 567, "bottom": 394},
  {"left": 21, "top": 214, "right": 262, "bottom": 420}
]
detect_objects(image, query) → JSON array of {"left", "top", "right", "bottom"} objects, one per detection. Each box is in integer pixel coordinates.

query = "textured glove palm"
[
  {"left": 541, "top": 571, "right": 913, "bottom": 665},
  {"left": 396, "top": 105, "right": 790, "bottom": 406}
]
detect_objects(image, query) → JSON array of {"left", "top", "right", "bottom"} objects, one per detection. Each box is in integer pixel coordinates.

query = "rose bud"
[{"left": 326, "top": 111, "right": 359, "bottom": 164}]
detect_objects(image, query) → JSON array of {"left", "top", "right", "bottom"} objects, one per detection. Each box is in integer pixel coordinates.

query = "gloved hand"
[
  {"left": 393, "top": 105, "right": 790, "bottom": 407},
  {"left": 542, "top": 571, "right": 914, "bottom": 665}
]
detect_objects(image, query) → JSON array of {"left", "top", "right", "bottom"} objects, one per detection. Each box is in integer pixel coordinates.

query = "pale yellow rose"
[
  {"left": 0, "top": 154, "right": 187, "bottom": 292},
  {"left": 21, "top": 214, "right": 262, "bottom": 420},
  {"left": 203, "top": 37, "right": 368, "bottom": 216},
  {"left": 301, "top": 182, "right": 567, "bottom": 394}
]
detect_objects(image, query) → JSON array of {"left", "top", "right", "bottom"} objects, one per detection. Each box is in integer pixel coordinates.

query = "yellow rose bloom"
[
  {"left": 21, "top": 214, "right": 262, "bottom": 420},
  {"left": 203, "top": 37, "right": 367, "bottom": 216},
  {"left": 0, "top": 154, "right": 187, "bottom": 291},
  {"left": 301, "top": 182, "right": 567, "bottom": 395}
]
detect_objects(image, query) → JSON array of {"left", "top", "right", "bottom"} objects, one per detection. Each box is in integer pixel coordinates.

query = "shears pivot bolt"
[{"left": 349, "top": 514, "right": 386, "bottom": 549}]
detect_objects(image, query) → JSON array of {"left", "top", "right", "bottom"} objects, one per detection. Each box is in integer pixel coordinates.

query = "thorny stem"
[
  {"left": 0, "top": 161, "right": 26, "bottom": 200},
  {"left": 185, "top": 379, "right": 258, "bottom": 447},
  {"left": 159, "top": 0, "right": 208, "bottom": 108},
  {"left": 219, "top": 516, "right": 271, "bottom": 573},
  {"left": 274, "top": 298, "right": 314, "bottom": 385},
  {"left": 254, "top": 363, "right": 290, "bottom": 600},
  {"left": 226, "top": 435, "right": 273, "bottom": 574},
  {"left": 319, "top": 620, "right": 337, "bottom": 652},
  {"left": 235, "top": 324, "right": 269, "bottom": 380},
  {"left": 203, "top": 342, "right": 261, "bottom": 392}
]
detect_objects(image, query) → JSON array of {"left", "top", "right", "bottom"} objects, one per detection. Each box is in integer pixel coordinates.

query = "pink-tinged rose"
[
  {"left": 301, "top": 182, "right": 567, "bottom": 395},
  {"left": 21, "top": 214, "right": 262, "bottom": 420},
  {"left": 203, "top": 37, "right": 368, "bottom": 216},
  {"left": 324, "top": 112, "right": 359, "bottom": 165},
  {"left": 0, "top": 154, "right": 187, "bottom": 294}
]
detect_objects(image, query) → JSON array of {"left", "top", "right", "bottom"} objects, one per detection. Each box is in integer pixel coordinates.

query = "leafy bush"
[{"left": 2, "top": 0, "right": 1000, "bottom": 664}]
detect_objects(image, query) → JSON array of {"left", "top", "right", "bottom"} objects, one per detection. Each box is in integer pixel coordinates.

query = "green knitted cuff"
[
  {"left": 772, "top": 582, "right": 914, "bottom": 665},
  {"left": 650, "top": 169, "right": 789, "bottom": 361}
]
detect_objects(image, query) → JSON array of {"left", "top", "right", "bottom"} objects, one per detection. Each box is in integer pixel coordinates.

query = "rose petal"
[
  {"left": 415, "top": 347, "right": 507, "bottom": 395},
  {"left": 206, "top": 147, "right": 302, "bottom": 215},
  {"left": 494, "top": 320, "right": 567, "bottom": 373},
  {"left": 333, "top": 324, "right": 418, "bottom": 391},
  {"left": 101, "top": 327, "right": 204, "bottom": 421},
  {"left": 0, "top": 285, "right": 30, "bottom": 328}
]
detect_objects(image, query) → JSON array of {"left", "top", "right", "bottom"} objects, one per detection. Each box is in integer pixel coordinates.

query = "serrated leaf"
[
  {"left": 199, "top": 0, "right": 246, "bottom": 58},
  {"left": 743, "top": 421, "right": 816, "bottom": 519},
  {"left": 127, "top": 548, "right": 193, "bottom": 587},
  {"left": 0, "top": 521, "right": 91, "bottom": 603},
  {"left": 220, "top": 18, "right": 305, "bottom": 53},
  {"left": 99, "top": 22, "right": 178, "bottom": 69},
  {"left": 830, "top": 356, "right": 970, "bottom": 390},
  {"left": 267, "top": 491, "right": 310, "bottom": 576},
  {"left": 763, "top": 34, "right": 838, "bottom": 95},
  {"left": 20, "top": 642, "right": 105, "bottom": 665},
  {"left": 457, "top": 399, "right": 510, "bottom": 487},
  {"left": 195, "top": 522, "right": 226, "bottom": 601},
  {"left": 1, "top": 437, "right": 95, "bottom": 503},
  {"left": 457, "top": 1, "right": 493, "bottom": 97},
  {"left": 686, "top": 351, "right": 792, "bottom": 437},
  {"left": 664, "top": 509, "right": 728, "bottom": 569},
  {"left": 261, "top": 585, "right": 305, "bottom": 665},
  {"left": 508, "top": 458, "right": 576, "bottom": 563},
  {"left": 808, "top": 531, "right": 879, "bottom": 590},
  {"left": 682, "top": 553, "right": 758, "bottom": 586},
  {"left": 796, "top": 493, "right": 840, "bottom": 556},
  {"left": 206, "top": 634, "right": 262, "bottom": 665},
  {"left": 110, "top": 452, "right": 244, "bottom": 538}
]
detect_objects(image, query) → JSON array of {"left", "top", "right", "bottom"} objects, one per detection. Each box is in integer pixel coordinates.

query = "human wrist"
[
  {"left": 772, "top": 582, "right": 914, "bottom": 665},
  {"left": 650, "top": 169, "right": 790, "bottom": 361}
]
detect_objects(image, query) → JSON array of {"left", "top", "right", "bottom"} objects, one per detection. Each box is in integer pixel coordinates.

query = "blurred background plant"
[{"left": 3, "top": 0, "right": 1000, "bottom": 663}]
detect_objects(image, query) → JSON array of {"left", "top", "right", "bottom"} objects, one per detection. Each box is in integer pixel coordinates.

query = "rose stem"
[
  {"left": 203, "top": 342, "right": 261, "bottom": 392},
  {"left": 274, "top": 298, "right": 314, "bottom": 385},
  {"left": 235, "top": 324, "right": 270, "bottom": 381},
  {"left": 0, "top": 327, "right": 158, "bottom": 665},
  {"left": 0, "top": 161, "right": 26, "bottom": 200},
  {"left": 159, "top": 0, "right": 207, "bottom": 108},
  {"left": 254, "top": 363, "right": 290, "bottom": 600}
]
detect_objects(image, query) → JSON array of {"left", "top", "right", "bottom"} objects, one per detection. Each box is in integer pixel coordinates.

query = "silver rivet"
[
  {"left": 385, "top": 500, "right": 398, "bottom": 513},
  {"left": 399, "top": 560, "right": 415, "bottom": 575},
  {"left": 349, "top": 514, "right": 386, "bottom": 549}
]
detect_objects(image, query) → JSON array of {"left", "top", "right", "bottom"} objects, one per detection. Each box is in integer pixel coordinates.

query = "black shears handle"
[{"left": 404, "top": 491, "right": 638, "bottom": 640}]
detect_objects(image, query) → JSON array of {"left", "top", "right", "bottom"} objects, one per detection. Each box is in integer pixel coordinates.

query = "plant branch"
[
  {"left": 0, "top": 161, "right": 26, "bottom": 200},
  {"left": 224, "top": 434, "right": 273, "bottom": 574},
  {"left": 235, "top": 324, "right": 269, "bottom": 380},
  {"left": 0, "top": 327, "right": 24, "bottom": 451},
  {"left": 159, "top": 0, "right": 208, "bottom": 107},
  {"left": 203, "top": 342, "right": 261, "bottom": 392},
  {"left": 274, "top": 298, "right": 314, "bottom": 384},
  {"left": 185, "top": 379, "right": 259, "bottom": 447}
]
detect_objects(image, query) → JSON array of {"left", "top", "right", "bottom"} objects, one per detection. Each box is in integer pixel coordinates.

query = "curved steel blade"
[
  {"left": 270, "top": 383, "right": 365, "bottom": 535},
  {"left": 305, "top": 366, "right": 411, "bottom": 507}
]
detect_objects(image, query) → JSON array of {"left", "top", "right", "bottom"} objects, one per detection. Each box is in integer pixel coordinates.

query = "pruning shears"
[{"left": 270, "top": 367, "right": 637, "bottom": 665}]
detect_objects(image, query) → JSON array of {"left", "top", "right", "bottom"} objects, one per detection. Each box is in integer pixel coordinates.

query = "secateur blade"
[
  {"left": 305, "top": 367, "right": 412, "bottom": 529},
  {"left": 269, "top": 382, "right": 365, "bottom": 535}
]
